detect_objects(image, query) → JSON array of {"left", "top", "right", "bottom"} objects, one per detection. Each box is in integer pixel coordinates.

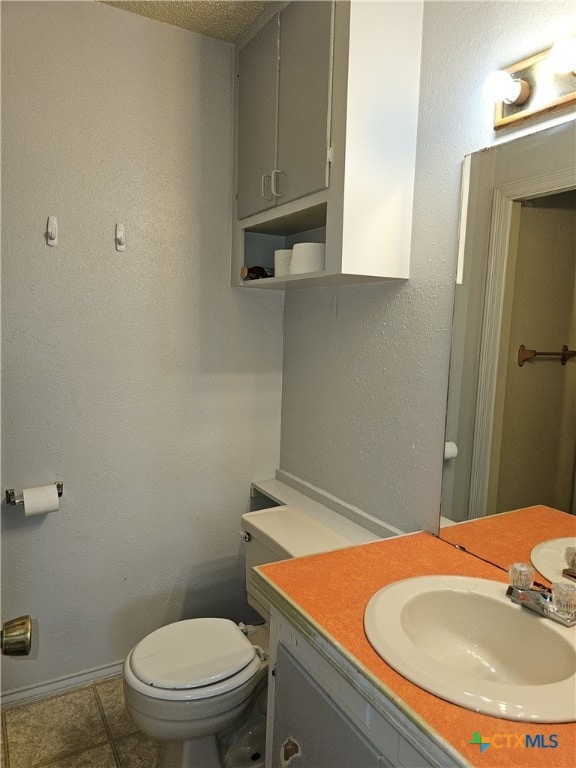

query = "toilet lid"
[{"left": 129, "top": 618, "right": 257, "bottom": 690}]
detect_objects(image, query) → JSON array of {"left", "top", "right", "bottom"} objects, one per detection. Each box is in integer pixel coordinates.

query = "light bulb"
[
  {"left": 548, "top": 35, "right": 576, "bottom": 74},
  {"left": 483, "top": 70, "right": 530, "bottom": 105}
]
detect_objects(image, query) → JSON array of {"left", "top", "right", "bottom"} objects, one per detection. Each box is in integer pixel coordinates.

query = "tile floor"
[{"left": 1, "top": 675, "right": 161, "bottom": 768}]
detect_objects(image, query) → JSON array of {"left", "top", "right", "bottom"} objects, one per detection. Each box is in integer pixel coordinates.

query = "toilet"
[{"left": 123, "top": 506, "right": 372, "bottom": 768}]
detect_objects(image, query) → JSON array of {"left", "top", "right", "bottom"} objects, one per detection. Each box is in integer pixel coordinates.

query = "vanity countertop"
[
  {"left": 255, "top": 508, "right": 576, "bottom": 767},
  {"left": 439, "top": 505, "right": 576, "bottom": 582}
]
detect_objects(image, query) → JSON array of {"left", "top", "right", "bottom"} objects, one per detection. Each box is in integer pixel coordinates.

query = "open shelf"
[{"left": 237, "top": 203, "right": 327, "bottom": 287}]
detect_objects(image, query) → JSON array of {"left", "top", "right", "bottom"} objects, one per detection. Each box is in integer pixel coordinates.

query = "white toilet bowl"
[
  {"left": 123, "top": 506, "right": 376, "bottom": 767},
  {"left": 123, "top": 617, "right": 267, "bottom": 767}
]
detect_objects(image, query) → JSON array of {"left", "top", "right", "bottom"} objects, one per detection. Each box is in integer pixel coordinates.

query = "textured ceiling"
[{"left": 103, "top": 1, "right": 271, "bottom": 43}]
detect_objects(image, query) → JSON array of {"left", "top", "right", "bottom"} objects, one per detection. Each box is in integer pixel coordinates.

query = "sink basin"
[
  {"left": 531, "top": 537, "right": 576, "bottom": 584},
  {"left": 364, "top": 575, "right": 576, "bottom": 722}
]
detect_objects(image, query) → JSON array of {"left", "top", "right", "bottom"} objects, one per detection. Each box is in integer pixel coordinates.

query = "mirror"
[{"left": 441, "top": 121, "right": 576, "bottom": 529}]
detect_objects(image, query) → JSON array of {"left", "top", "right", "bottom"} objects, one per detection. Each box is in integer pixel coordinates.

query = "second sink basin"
[
  {"left": 364, "top": 575, "right": 576, "bottom": 722},
  {"left": 531, "top": 536, "right": 576, "bottom": 583}
]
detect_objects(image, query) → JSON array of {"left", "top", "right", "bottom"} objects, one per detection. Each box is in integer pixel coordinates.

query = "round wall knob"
[{"left": 1, "top": 615, "right": 32, "bottom": 656}]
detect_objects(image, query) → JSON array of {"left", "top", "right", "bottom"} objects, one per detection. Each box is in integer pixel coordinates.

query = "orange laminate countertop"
[
  {"left": 257, "top": 511, "right": 576, "bottom": 768},
  {"left": 440, "top": 505, "right": 576, "bottom": 583}
]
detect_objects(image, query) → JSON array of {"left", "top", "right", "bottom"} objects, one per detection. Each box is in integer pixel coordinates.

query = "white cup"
[
  {"left": 274, "top": 249, "right": 292, "bottom": 277},
  {"left": 290, "top": 242, "right": 326, "bottom": 274}
]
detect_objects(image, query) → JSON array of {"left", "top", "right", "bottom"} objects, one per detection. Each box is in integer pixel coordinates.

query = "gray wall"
[
  {"left": 1, "top": 2, "right": 283, "bottom": 695},
  {"left": 279, "top": 0, "right": 576, "bottom": 534}
]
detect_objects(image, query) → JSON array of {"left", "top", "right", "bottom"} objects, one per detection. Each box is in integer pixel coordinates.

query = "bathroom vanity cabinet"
[
  {"left": 266, "top": 611, "right": 457, "bottom": 768},
  {"left": 272, "top": 644, "right": 384, "bottom": 767},
  {"left": 232, "top": 0, "right": 423, "bottom": 289},
  {"left": 253, "top": 523, "right": 576, "bottom": 768}
]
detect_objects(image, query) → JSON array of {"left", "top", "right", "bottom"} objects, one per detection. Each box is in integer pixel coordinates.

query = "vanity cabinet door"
[
  {"left": 272, "top": 645, "right": 387, "bottom": 768},
  {"left": 275, "top": 0, "right": 333, "bottom": 207},
  {"left": 236, "top": 14, "right": 279, "bottom": 220}
]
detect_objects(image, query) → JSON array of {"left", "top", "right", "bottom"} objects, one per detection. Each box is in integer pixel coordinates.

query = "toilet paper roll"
[
  {"left": 22, "top": 484, "right": 59, "bottom": 517},
  {"left": 274, "top": 249, "right": 292, "bottom": 277},
  {"left": 290, "top": 242, "right": 326, "bottom": 274}
]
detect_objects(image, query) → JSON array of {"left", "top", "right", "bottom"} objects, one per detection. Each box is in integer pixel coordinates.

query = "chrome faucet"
[
  {"left": 506, "top": 563, "right": 576, "bottom": 628},
  {"left": 563, "top": 546, "right": 576, "bottom": 583}
]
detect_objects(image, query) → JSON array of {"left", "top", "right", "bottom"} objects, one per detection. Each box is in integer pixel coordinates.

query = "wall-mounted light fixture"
[{"left": 486, "top": 34, "right": 576, "bottom": 130}]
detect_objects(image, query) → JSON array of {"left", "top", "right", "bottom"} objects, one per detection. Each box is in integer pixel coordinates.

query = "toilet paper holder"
[{"left": 5, "top": 481, "right": 63, "bottom": 506}]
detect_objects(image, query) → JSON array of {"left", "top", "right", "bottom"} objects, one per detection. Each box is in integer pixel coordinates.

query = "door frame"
[{"left": 466, "top": 123, "right": 576, "bottom": 518}]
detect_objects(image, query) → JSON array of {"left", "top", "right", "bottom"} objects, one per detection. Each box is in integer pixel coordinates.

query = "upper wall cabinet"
[
  {"left": 236, "top": 14, "right": 279, "bottom": 220},
  {"left": 232, "top": 0, "right": 423, "bottom": 289},
  {"left": 237, "top": 2, "right": 333, "bottom": 219}
]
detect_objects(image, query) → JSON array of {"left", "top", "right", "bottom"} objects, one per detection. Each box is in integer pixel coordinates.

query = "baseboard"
[{"left": 1, "top": 660, "right": 124, "bottom": 708}]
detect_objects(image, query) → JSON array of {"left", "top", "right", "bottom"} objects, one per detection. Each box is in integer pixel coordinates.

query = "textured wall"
[
  {"left": 1, "top": 2, "right": 283, "bottom": 694},
  {"left": 279, "top": 0, "right": 576, "bottom": 534}
]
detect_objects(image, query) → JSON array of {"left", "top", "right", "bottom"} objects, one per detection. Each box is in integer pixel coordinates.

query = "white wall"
[
  {"left": 1, "top": 2, "right": 283, "bottom": 695},
  {"left": 279, "top": 0, "right": 576, "bottom": 534}
]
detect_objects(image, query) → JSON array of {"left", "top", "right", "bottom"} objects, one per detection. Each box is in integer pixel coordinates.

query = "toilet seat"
[{"left": 125, "top": 618, "right": 264, "bottom": 701}]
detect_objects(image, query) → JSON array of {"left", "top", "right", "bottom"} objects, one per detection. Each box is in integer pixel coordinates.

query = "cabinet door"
[
  {"left": 237, "top": 14, "right": 279, "bottom": 219},
  {"left": 276, "top": 1, "right": 333, "bottom": 206},
  {"left": 272, "top": 645, "right": 386, "bottom": 768}
]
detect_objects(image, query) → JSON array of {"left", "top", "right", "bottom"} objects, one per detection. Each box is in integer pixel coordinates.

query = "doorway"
[{"left": 487, "top": 191, "right": 576, "bottom": 515}]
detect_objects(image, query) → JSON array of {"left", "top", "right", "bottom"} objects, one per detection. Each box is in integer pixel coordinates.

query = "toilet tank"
[{"left": 241, "top": 506, "right": 371, "bottom": 619}]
